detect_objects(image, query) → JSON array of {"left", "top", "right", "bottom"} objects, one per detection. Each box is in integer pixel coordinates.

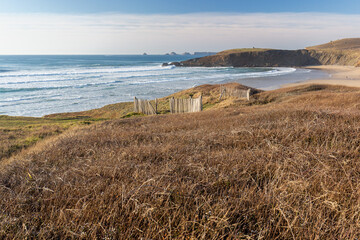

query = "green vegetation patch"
[{"left": 0, "top": 115, "right": 103, "bottom": 161}]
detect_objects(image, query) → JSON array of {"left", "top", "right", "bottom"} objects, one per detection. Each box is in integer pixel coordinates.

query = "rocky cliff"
[
  {"left": 307, "top": 50, "right": 360, "bottom": 66},
  {"left": 180, "top": 50, "right": 319, "bottom": 67},
  {"left": 169, "top": 39, "right": 360, "bottom": 68}
]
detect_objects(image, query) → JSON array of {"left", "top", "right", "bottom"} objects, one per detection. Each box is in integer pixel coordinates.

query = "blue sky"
[
  {"left": 1, "top": 0, "right": 360, "bottom": 14},
  {"left": 0, "top": 1, "right": 360, "bottom": 54}
]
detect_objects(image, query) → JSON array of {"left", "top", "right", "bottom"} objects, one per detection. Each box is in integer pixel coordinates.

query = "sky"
[{"left": 0, "top": 0, "right": 360, "bottom": 54}]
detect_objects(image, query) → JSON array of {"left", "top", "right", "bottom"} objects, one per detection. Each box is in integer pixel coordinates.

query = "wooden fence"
[
  {"left": 134, "top": 97, "right": 157, "bottom": 115},
  {"left": 170, "top": 96, "right": 202, "bottom": 114},
  {"left": 219, "top": 85, "right": 253, "bottom": 101}
]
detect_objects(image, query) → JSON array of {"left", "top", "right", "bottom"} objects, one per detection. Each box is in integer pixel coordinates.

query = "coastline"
[
  {"left": 283, "top": 65, "right": 360, "bottom": 88},
  {"left": 0, "top": 55, "right": 327, "bottom": 117}
]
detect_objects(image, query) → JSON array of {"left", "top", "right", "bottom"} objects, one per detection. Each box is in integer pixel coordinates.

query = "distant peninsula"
[
  {"left": 165, "top": 38, "right": 360, "bottom": 67},
  {"left": 164, "top": 51, "right": 217, "bottom": 56}
]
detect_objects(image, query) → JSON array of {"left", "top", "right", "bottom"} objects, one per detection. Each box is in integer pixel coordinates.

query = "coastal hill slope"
[
  {"left": 306, "top": 38, "right": 360, "bottom": 67},
  {"left": 306, "top": 38, "right": 360, "bottom": 51},
  {"left": 0, "top": 83, "right": 261, "bottom": 161},
  {"left": 45, "top": 83, "right": 261, "bottom": 119},
  {"left": 176, "top": 38, "right": 360, "bottom": 67},
  {"left": 3, "top": 84, "right": 360, "bottom": 238},
  {"left": 179, "top": 49, "right": 319, "bottom": 67}
]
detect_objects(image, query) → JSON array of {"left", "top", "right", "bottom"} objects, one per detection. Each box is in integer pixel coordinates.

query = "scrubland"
[{"left": 2, "top": 84, "right": 360, "bottom": 239}]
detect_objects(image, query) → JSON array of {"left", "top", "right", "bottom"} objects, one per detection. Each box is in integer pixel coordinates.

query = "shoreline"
[
  {"left": 1, "top": 65, "right": 359, "bottom": 118},
  {"left": 283, "top": 65, "right": 360, "bottom": 88}
]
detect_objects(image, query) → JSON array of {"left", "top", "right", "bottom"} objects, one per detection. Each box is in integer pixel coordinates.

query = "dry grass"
[
  {"left": 306, "top": 38, "right": 360, "bottom": 51},
  {"left": 217, "top": 48, "right": 272, "bottom": 55},
  {"left": 45, "top": 102, "right": 134, "bottom": 119},
  {"left": 2, "top": 84, "right": 360, "bottom": 239},
  {"left": 0, "top": 83, "right": 252, "bottom": 163},
  {"left": 46, "top": 83, "right": 258, "bottom": 119}
]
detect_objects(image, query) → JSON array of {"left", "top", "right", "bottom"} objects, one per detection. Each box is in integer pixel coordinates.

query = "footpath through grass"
[{"left": 0, "top": 115, "right": 104, "bottom": 161}]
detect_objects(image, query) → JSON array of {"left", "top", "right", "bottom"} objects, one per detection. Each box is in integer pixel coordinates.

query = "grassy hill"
[
  {"left": 44, "top": 83, "right": 259, "bottom": 119},
  {"left": 306, "top": 38, "right": 360, "bottom": 51},
  {"left": 0, "top": 83, "right": 258, "bottom": 162},
  {"left": 306, "top": 38, "right": 360, "bottom": 67},
  {"left": 178, "top": 38, "right": 360, "bottom": 67},
  {"left": 216, "top": 48, "right": 272, "bottom": 55},
  {"left": 2, "top": 84, "right": 360, "bottom": 238}
]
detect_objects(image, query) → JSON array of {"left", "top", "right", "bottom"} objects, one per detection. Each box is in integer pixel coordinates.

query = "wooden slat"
[
  {"left": 218, "top": 87, "right": 253, "bottom": 100},
  {"left": 133, "top": 98, "right": 157, "bottom": 115},
  {"left": 169, "top": 96, "right": 202, "bottom": 114}
]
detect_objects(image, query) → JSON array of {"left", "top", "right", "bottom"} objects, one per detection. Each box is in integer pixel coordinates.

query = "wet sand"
[{"left": 283, "top": 65, "right": 360, "bottom": 88}]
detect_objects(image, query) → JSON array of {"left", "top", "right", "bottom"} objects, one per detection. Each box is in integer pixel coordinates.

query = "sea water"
[{"left": 0, "top": 55, "right": 329, "bottom": 117}]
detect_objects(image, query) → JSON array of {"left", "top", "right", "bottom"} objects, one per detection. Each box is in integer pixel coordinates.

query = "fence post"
[
  {"left": 155, "top": 98, "right": 158, "bottom": 114},
  {"left": 170, "top": 97, "right": 174, "bottom": 113},
  {"left": 134, "top": 97, "right": 137, "bottom": 112},
  {"left": 219, "top": 85, "right": 225, "bottom": 101},
  {"left": 247, "top": 89, "right": 251, "bottom": 101}
]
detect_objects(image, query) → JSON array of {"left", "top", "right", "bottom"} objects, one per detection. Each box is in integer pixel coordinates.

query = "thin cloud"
[{"left": 0, "top": 12, "right": 359, "bottom": 54}]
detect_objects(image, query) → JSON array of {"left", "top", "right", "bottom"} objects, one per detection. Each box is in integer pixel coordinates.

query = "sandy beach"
[{"left": 283, "top": 65, "right": 360, "bottom": 88}]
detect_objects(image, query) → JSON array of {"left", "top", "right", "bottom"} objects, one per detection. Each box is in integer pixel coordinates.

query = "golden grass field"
[
  {"left": 0, "top": 83, "right": 252, "bottom": 163},
  {"left": 2, "top": 83, "right": 360, "bottom": 239}
]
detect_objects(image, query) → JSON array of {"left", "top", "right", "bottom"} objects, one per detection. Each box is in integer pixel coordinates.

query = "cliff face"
[
  {"left": 181, "top": 50, "right": 319, "bottom": 67},
  {"left": 308, "top": 50, "right": 360, "bottom": 66},
  {"left": 179, "top": 49, "right": 360, "bottom": 67},
  {"left": 176, "top": 39, "right": 360, "bottom": 67}
]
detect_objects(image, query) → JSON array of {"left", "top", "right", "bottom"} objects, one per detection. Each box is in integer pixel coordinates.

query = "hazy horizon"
[{"left": 0, "top": 0, "right": 360, "bottom": 54}]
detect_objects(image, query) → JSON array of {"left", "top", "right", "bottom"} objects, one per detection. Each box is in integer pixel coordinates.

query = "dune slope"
[{"left": 2, "top": 84, "right": 360, "bottom": 239}]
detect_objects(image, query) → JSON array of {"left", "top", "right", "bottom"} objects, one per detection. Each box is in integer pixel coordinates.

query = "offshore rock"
[{"left": 162, "top": 62, "right": 183, "bottom": 67}]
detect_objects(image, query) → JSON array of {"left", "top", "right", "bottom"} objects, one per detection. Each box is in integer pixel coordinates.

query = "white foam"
[
  {"left": 0, "top": 65, "right": 175, "bottom": 78},
  {"left": 1, "top": 63, "right": 309, "bottom": 117}
]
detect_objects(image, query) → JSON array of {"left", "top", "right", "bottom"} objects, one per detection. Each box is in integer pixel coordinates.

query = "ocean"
[{"left": 0, "top": 55, "right": 329, "bottom": 117}]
